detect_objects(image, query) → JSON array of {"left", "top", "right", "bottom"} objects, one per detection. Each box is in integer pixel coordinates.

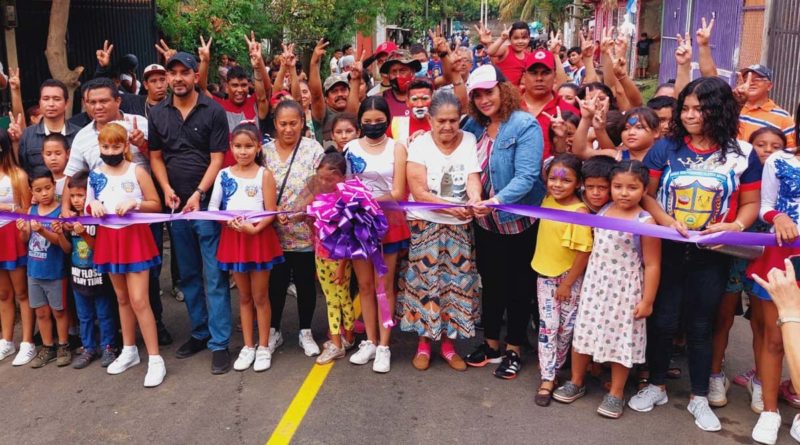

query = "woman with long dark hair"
[{"left": 630, "top": 76, "right": 762, "bottom": 433}]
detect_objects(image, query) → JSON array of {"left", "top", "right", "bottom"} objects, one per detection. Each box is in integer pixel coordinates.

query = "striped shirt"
[{"left": 738, "top": 99, "right": 796, "bottom": 148}]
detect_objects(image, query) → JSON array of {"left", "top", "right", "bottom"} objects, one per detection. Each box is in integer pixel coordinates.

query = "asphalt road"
[{"left": 0, "top": 254, "right": 797, "bottom": 444}]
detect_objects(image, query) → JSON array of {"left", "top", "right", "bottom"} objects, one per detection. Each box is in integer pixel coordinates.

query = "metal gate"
[{"left": 766, "top": 0, "right": 800, "bottom": 116}]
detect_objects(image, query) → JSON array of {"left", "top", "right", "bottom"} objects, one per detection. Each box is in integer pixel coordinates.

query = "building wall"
[
  {"left": 638, "top": 0, "right": 663, "bottom": 75},
  {"left": 738, "top": 0, "right": 766, "bottom": 69}
]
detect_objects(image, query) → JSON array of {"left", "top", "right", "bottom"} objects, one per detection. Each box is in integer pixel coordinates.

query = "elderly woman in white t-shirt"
[{"left": 397, "top": 91, "right": 482, "bottom": 372}]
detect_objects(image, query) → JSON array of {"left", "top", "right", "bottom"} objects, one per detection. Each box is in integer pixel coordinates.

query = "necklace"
[{"left": 366, "top": 136, "right": 387, "bottom": 147}]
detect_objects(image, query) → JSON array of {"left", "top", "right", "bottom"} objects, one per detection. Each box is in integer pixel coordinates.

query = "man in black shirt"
[
  {"left": 148, "top": 51, "right": 233, "bottom": 375},
  {"left": 636, "top": 32, "right": 659, "bottom": 79}
]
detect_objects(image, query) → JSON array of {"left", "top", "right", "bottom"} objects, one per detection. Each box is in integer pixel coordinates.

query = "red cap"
[
  {"left": 375, "top": 41, "right": 399, "bottom": 57},
  {"left": 527, "top": 49, "right": 555, "bottom": 71}
]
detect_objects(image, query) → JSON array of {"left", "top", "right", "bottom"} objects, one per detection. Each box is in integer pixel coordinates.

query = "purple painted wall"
[{"left": 659, "top": 0, "right": 690, "bottom": 84}]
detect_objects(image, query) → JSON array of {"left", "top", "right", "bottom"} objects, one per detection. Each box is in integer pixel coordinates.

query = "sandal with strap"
[{"left": 535, "top": 380, "right": 556, "bottom": 407}]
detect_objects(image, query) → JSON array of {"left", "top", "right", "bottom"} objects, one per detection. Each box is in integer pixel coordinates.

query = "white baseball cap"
[
  {"left": 143, "top": 64, "right": 166, "bottom": 79},
  {"left": 466, "top": 64, "right": 507, "bottom": 95}
]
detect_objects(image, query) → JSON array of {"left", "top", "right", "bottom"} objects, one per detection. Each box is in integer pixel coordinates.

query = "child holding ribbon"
[
  {"left": 531, "top": 153, "right": 593, "bottom": 405},
  {"left": 210, "top": 122, "right": 284, "bottom": 373},
  {"left": 86, "top": 123, "right": 165, "bottom": 387},
  {"left": 554, "top": 161, "right": 661, "bottom": 419}
]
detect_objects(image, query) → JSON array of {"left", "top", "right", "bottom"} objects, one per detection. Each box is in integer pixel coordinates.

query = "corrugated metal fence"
[
  {"left": 767, "top": 0, "right": 800, "bottom": 115},
  {"left": 0, "top": 0, "right": 157, "bottom": 114}
]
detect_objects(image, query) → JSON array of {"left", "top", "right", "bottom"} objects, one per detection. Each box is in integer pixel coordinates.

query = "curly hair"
[
  {"left": 669, "top": 76, "right": 742, "bottom": 163},
  {"left": 467, "top": 82, "right": 521, "bottom": 127}
]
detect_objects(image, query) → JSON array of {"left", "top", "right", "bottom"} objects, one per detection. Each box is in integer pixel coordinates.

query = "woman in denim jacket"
[{"left": 460, "top": 65, "right": 546, "bottom": 380}]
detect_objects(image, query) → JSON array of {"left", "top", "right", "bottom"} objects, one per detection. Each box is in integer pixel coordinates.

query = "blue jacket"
[{"left": 462, "top": 110, "right": 545, "bottom": 223}]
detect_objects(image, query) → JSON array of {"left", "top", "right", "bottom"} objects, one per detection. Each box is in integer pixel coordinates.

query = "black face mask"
[
  {"left": 362, "top": 122, "right": 388, "bottom": 139},
  {"left": 101, "top": 153, "right": 125, "bottom": 167}
]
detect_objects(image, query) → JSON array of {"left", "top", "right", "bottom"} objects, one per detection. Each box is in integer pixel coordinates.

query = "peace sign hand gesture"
[
  {"left": 96, "top": 40, "right": 114, "bottom": 68},
  {"left": 734, "top": 71, "right": 752, "bottom": 104},
  {"left": 548, "top": 30, "right": 563, "bottom": 54},
  {"left": 695, "top": 16, "right": 715, "bottom": 47},
  {"left": 542, "top": 107, "right": 567, "bottom": 138},
  {"left": 6, "top": 112, "right": 24, "bottom": 142},
  {"left": 198, "top": 35, "right": 213, "bottom": 63},
  {"left": 155, "top": 39, "right": 177, "bottom": 63},
  {"left": 499, "top": 24, "right": 512, "bottom": 42},
  {"left": 474, "top": 23, "right": 493, "bottom": 46},
  {"left": 311, "top": 38, "right": 329, "bottom": 63},
  {"left": 245, "top": 31, "right": 264, "bottom": 69},
  {"left": 349, "top": 50, "right": 366, "bottom": 82},
  {"left": 580, "top": 29, "right": 595, "bottom": 59},
  {"left": 600, "top": 27, "right": 615, "bottom": 54},
  {"left": 577, "top": 92, "right": 598, "bottom": 120},
  {"left": 428, "top": 26, "right": 449, "bottom": 54},
  {"left": 280, "top": 42, "right": 296, "bottom": 67},
  {"left": 8, "top": 67, "right": 20, "bottom": 91},
  {"left": 674, "top": 31, "right": 692, "bottom": 66}
]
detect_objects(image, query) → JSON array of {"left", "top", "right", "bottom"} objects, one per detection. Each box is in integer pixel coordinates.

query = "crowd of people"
[{"left": 0, "top": 17, "right": 799, "bottom": 444}]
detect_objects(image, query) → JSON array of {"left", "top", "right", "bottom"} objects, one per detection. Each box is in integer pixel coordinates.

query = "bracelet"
[
  {"left": 777, "top": 316, "right": 800, "bottom": 327},
  {"left": 733, "top": 220, "right": 745, "bottom": 231}
]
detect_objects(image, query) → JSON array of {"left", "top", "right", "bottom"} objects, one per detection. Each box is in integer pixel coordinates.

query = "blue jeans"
[
  {"left": 169, "top": 219, "right": 231, "bottom": 351},
  {"left": 73, "top": 289, "right": 116, "bottom": 351}
]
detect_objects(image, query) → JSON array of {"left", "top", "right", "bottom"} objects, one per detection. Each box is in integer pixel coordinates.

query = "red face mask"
[{"left": 391, "top": 74, "right": 414, "bottom": 93}]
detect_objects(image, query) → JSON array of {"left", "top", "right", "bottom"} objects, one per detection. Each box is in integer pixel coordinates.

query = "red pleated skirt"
[
  {"left": 217, "top": 225, "right": 285, "bottom": 272},
  {"left": 94, "top": 225, "right": 161, "bottom": 274},
  {"left": 0, "top": 222, "right": 26, "bottom": 270}
]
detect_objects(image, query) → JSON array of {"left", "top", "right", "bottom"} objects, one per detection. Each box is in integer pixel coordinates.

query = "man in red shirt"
[
  {"left": 380, "top": 50, "right": 422, "bottom": 119},
  {"left": 519, "top": 49, "right": 580, "bottom": 160}
]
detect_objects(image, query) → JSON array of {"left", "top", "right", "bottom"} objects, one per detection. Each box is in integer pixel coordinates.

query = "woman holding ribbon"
[
  {"left": 399, "top": 91, "right": 482, "bottom": 371},
  {"left": 630, "top": 76, "right": 762, "bottom": 433},
  {"left": 263, "top": 100, "right": 325, "bottom": 358},
  {"left": 460, "top": 65, "right": 546, "bottom": 380}
]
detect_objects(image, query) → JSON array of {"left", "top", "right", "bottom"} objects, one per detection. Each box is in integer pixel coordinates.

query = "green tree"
[{"left": 498, "top": 0, "right": 573, "bottom": 25}]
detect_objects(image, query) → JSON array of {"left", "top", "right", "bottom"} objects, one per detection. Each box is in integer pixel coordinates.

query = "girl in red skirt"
[
  {"left": 0, "top": 128, "right": 35, "bottom": 365},
  {"left": 210, "top": 123, "right": 283, "bottom": 373},
  {"left": 86, "top": 123, "right": 165, "bottom": 387}
]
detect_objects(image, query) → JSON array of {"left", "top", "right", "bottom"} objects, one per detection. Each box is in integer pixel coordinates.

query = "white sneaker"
[
  {"left": 268, "top": 328, "right": 284, "bottom": 354},
  {"left": 349, "top": 340, "right": 377, "bottom": 365},
  {"left": 749, "top": 378, "right": 765, "bottom": 414},
  {"left": 12, "top": 342, "right": 36, "bottom": 366},
  {"left": 628, "top": 384, "right": 669, "bottom": 412},
  {"left": 752, "top": 411, "right": 781, "bottom": 445},
  {"left": 341, "top": 335, "right": 355, "bottom": 351},
  {"left": 0, "top": 339, "right": 15, "bottom": 361},
  {"left": 687, "top": 396, "right": 721, "bottom": 432},
  {"left": 234, "top": 346, "right": 256, "bottom": 371},
  {"left": 791, "top": 414, "right": 800, "bottom": 443},
  {"left": 708, "top": 374, "right": 730, "bottom": 407},
  {"left": 107, "top": 346, "right": 141, "bottom": 375},
  {"left": 253, "top": 346, "right": 271, "bottom": 372},
  {"left": 144, "top": 355, "right": 166, "bottom": 388},
  {"left": 372, "top": 345, "right": 391, "bottom": 373},
  {"left": 299, "top": 329, "right": 320, "bottom": 357}
]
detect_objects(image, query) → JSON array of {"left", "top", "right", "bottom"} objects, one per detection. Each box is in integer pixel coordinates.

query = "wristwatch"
[
  {"left": 195, "top": 188, "right": 206, "bottom": 201},
  {"left": 777, "top": 316, "right": 800, "bottom": 327}
]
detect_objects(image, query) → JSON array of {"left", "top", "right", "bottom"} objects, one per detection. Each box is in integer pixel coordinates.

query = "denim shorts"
[{"left": 28, "top": 277, "right": 64, "bottom": 310}]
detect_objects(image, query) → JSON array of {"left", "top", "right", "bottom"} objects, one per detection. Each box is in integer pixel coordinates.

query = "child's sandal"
[{"left": 535, "top": 382, "right": 556, "bottom": 407}]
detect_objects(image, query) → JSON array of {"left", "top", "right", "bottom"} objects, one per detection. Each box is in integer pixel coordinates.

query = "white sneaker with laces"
[
  {"left": 0, "top": 339, "right": 15, "bottom": 361},
  {"left": 253, "top": 346, "right": 271, "bottom": 372},
  {"left": 234, "top": 346, "right": 256, "bottom": 371},
  {"left": 107, "top": 346, "right": 141, "bottom": 375},
  {"left": 708, "top": 374, "right": 730, "bottom": 407},
  {"left": 349, "top": 340, "right": 377, "bottom": 365},
  {"left": 144, "top": 355, "right": 166, "bottom": 388},
  {"left": 341, "top": 335, "right": 355, "bottom": 351},
  {"left": 791, "top": 414, "right": 800, "bottom": 443},
  {"left": 12, "top": 342, "right": 36, "bottom": 366},
  {"left": 687, "top": 396, "right": 721, "bottom": 432},
  {"left": 752, "top": 411, "right": 781, "bottom": 445},
  {"left": 628, "top": 384, "right": 669, "bottom": 412},
  {"left": 268, "top": 328, "right": 284, "bottom": 354},
  {"left": 299, "top": 329, "right": 320, "bottom": 356},
  {"left": 749, "top": 379, "right": 765, "bottom": 414},
  {"left": 372, "top": 345, "right": 391, "bottom": 373}
]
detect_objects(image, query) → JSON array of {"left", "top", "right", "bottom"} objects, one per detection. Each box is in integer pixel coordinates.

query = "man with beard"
[
  {"left": 389, "top": 79, "right": 433, "bottom": 146},
  {"left": 198, "top": 34, "right": 270, "bottom": 166},
  {"left": 519, "top": 49, "right": 580, "bottom": 160},
  {"left": 308, "top": 38, "right": 361, "bottom": 146},
  {"left": 148, "top": 52, "right": 233, "bottom": 375},
  {"left": 380, "top": 50, "right": 422, "bottom": 119}
]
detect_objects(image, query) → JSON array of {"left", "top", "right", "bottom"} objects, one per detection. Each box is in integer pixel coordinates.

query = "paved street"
[{"left": 0, "top": 255, "right": 796, "bottom": 445}]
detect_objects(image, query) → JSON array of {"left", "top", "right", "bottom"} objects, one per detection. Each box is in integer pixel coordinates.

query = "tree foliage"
[{"left": 498, "top": 0, "right": 574, "bottom": 25}]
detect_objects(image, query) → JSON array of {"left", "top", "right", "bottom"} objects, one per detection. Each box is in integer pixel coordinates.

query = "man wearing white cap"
[{"left": 736, "top": 64, "right": 796, "bottom": 148}]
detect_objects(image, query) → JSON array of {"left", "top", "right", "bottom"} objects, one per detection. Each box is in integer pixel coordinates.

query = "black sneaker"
[
  {"left": 157, "top": 324, "right": 174, "bottom": 346},
  {"left": 465, "top": 343, "right": 502, "bottom": 367},
  {"left": 100, "top": 346, "right": 117, "bottom": 368},
  {"left": 175, "top": 337, "right": 208, "bottom": 359},
  {"left": 211, "top": 349, "right": 232, "bottom": 375},
  {"left": 493, "top": 350, "right": 521, "bottom": 380},
  {"left": 72, "top": 349, "right": 97, "bottom": 369}
]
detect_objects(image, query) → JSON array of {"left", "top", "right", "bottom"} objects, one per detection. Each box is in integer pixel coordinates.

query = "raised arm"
[
  {"left": 612, "top": 51, "right": 643, "bottom": 107},
  {"left": 246, "top": 31, "right": 271, "bottom": 120},
  {"left": 197, "top": 35, "right": 213, "bottom": 98},
  {"left": 8, "top": 68, "right": 24, "bottom": 131},
  {"left": 579, "top": 30, "right": 599, "bottom": 85},
  {"left": 309, "top": 38, "right": 329, "bottom": 123},
  {"left": 346, "top": 51, "right": 365, "bottom": 115},
  {"left": 673, "top": 32, "right": 693, "bottom": 99},
  {"left": 549, "top": 31, "right": 570, "bottom": 86},
  {"left": 695, "top": 17, "right": 717, "bottom": 78}
]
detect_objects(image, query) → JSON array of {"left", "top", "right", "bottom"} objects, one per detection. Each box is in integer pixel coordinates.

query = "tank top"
[
  {"left": 0, "top": 175, "right": 14, "bottom": 228},
  {"left": 209, "top": 166, "right": 265, "bottom": 212},
  {"left": 88, "top": 163, "right": 143, "bottom": 228},
  {"left": 27, "top": 205, "right": 66, "bottom": 280},
  {"left": 344, "top": 138, "right": 396, "bottom": 198}
]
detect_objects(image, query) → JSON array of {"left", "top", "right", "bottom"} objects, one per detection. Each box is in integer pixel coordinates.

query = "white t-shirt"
[
  {"left": 66, "top": 113, "right": 149, "bottom": 177},
  {"left": 344, "top": 138, "right": 397, "bottom": 198},
  {"left": 406, "top": 132, "right": 481, "bottom": 225}
]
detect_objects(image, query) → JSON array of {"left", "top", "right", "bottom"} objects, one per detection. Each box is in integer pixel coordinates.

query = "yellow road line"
[{"left": 266, "top": 363, "right": 333, "bottom": 445}]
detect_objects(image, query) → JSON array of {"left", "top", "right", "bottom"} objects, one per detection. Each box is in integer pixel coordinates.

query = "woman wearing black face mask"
[{"left": 343, "top": 96, "right": 409, "bottom": 373}]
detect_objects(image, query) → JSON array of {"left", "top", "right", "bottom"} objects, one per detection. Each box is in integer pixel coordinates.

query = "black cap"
[{"left": 166, "top": 52, "right": 199, "bottom": 72}]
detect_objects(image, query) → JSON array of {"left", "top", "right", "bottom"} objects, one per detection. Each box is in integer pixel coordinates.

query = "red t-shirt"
[
  {"left": 382, "top": 89, "right": 410, "bottom": 120},
  {"left": 494, "top": 50, "right": 536, "bottom": 86},
  {"left": 213, "top": 95, "right": 259, "bottom": 167},
  {"left": 520, "top": 96, "right": 581, "bottom": 161}
]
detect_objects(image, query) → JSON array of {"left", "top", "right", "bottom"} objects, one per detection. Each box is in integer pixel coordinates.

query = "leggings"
[
  {"left": 316, "top": 257, "right": 354, "bottom": 334},
  {"left": 537, "top": 273, "right": 582, "bottom": 381},
  {"left": 269, "top": 251, "right": 317, "bottom": 331}
]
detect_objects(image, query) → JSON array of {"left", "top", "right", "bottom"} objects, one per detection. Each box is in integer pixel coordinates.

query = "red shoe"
[{"left": 780, "top": 380, "right": 800, "bottom": 409}]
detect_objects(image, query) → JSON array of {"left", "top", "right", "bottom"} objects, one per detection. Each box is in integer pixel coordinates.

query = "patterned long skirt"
[{"left": 398, "top": 220, "right": 481, "bottom": 340}]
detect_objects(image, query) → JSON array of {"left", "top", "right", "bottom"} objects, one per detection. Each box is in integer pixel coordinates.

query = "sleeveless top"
[
  {"left": 344, "top": 138, "right": 397, "bottom": 198},
  {"left": 0, "top": 175, "right": 14, "bottom": 228},
  {"left": 208, "top": 166, "right": 265, "bottom": 212},
  {"left": 87, "top": 163, "right": 143, "bottom": 228}
]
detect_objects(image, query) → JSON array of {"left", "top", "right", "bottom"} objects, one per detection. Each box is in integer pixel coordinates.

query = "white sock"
[
  {"left": 122, "top": 345, "right": 136, "bottom": 354},
  {"left": 149, "top": 355, "right": 164, "bottom": 364}
]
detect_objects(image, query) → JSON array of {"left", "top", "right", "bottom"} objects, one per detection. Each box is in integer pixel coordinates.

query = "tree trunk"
[{"left": 44, "top": 0, "right": 84, "bottom": 118}]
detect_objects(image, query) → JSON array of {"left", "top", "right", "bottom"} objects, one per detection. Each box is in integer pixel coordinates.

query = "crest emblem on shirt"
[
  {"left": 669, "top": 181, "right": 722, "bottom": 230},
  {"left": 245, "top": 185, "right": 258, "bottom": 198},
  {"left": 122, "top": 181, "right": 136, "bottom": 194}
]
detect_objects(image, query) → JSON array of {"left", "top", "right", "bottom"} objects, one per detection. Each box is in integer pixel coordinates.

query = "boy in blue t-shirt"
[
  {"left": 16, "top": 170, "right": 71, "bottom": 368},
  {"left": 61, "top": 171, "right": 117, "bottom": 369}
]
